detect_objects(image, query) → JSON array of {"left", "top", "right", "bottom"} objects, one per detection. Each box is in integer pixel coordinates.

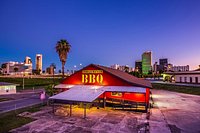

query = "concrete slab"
[
  {"left": 10, "top": 106, "right": 147, "bottom": 133},
  {"left": 151, "top": 89, "right": 200, "bottom": 133}
]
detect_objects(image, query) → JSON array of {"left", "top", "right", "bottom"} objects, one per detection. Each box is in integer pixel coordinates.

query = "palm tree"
[{"left": 55, "top": 39, "right": 71, "bottom": 79}]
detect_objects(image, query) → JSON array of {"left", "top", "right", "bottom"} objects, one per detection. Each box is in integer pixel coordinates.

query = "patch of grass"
[
  {"left": 152, "top": 83, "right": 200, "bottom": 95},
  {"left": 0, "top": 114, "right": 34, "bottom": 133},
  {"left": 0, "top": 104, "right": 45, "bottom": 133},
  {"left": 0, "top": 77, "right": 62, "bottom": 90},
  {"left": 26, "top": 106, "right": 42, "bottom": 113}
]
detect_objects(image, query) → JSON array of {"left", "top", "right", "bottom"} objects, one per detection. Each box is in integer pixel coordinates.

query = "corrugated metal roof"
[
  {"left": 50, "top": 85, "right": 105, "bottom": 102},
  {"left": 93, "top": 64, "right": 152, "bottom": 88},
  {"left": 50, "top": 85, "right": 146, "bottom": 102}
]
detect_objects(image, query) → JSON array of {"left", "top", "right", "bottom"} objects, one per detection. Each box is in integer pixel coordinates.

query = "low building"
[
  {"left": 49, "top": 64, "right": 152, "bottom": 115},
  {"left": 1, "top": 56, "right": 33, "bottom": 75},
  {"left": 163, "top": 66, "right": 200, "bottom": 84},
  {"left": 0, "top": 82, "right": 18, "bottom": 95},
  {"left": 46, "top": 66, "right": 54, "bottom": 75},
  {"left": 171, "top": 65, "right": 189, "bottom": 72},
  {"left": 110, "top": 64, "right": 134, "bottom": 73}
]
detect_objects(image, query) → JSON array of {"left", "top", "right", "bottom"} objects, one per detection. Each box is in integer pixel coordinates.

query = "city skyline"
[{"left": 0, "top": 0, "right": 200, "bottom": 70}]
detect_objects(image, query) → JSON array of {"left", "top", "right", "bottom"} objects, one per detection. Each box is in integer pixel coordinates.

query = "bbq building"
[{"left": 50, "top": 64, "right": 152, "bottom": 116}]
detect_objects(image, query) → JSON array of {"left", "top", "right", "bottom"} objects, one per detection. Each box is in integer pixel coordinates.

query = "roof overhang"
[{"left": 50, "top": 85, "right": 147, "bottom": 103}]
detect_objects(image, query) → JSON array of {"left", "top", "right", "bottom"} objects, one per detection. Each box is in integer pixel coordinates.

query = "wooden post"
[{"left": 84, "top": 103, "right": 86, "bottom": 119}]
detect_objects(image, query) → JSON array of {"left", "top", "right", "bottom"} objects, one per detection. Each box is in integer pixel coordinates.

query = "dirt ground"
[{"left": 11, "top": 106, "right": 148, "bottom": 133}]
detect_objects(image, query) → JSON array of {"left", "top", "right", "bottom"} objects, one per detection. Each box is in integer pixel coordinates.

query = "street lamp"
[{"left": 74, "top": 65, "right": 77, "bottom": 74}]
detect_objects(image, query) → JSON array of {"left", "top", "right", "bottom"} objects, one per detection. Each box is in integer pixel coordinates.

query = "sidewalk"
[{"left": 149, "top": 106, "right": 171, "bottom": 133}]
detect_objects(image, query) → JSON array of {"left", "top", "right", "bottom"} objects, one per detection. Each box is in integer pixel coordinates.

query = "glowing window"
[{"left": 111, "top": 92, "right": 122, "bottom": 97}]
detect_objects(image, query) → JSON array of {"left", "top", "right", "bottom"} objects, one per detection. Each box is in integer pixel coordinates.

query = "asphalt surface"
[
  {"left": 0, "top": 89, "right": 45, "bottom": 114},
  {"left": 151, "top": 80, "right": 200, "bottom": 87},
  {"left": 150, "top": 89, "right": 200, "bottom": 133}
]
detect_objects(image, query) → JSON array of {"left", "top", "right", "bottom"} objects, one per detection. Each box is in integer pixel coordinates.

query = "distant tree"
[
  {"left": 129, "top": 71, "right": 143, "bottom": 78},
  {"left": 50, "top": 63, "right": 56, "bottom": 73},
  {"left": 14, "top": 67, "right": 18, "bottom": 75},
  {"left": 58, "top": 70, "right": 61, "bottom": 73},
  {"left": 55, "top": 39, "right": 71, "bottom": 79},
  {"left": 45, "top": 84, "right": 58, "bottom": 96},
  {"left": 50, "top": 63, "right": 56, "bottom": 83},
  {"left": 32, "top": 69, "right": 41, "bottom": 75},
  {"left": 124, "top": 66, "right": 129, "bottom": 73}
]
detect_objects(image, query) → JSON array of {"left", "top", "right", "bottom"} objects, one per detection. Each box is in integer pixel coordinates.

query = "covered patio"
[{"left": 49, "top": 85, "right": 147, "bottom": 118}]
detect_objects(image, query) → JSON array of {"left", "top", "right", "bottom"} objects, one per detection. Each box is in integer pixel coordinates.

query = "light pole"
[
  {"left": 22, "top": 71, "right": 25, "bottom": 90},
  {"left": 80, "top": 63, "right": 83, "bottom": 69},
  {"left": 74, "top": 65, "right": 77, "bottom": 74}
]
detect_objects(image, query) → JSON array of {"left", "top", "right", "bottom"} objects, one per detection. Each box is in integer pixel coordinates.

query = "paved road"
[
  {"left": 0, "top": 90, "right": 45, "bottom": 114},
  {"left": 150, "top": 89, "right": 200, "bottom": 133},
  {"left": 151, "top": 80, "right": 200, "bottom": 87}
]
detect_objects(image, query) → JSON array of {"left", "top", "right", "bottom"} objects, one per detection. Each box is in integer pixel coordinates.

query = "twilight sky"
[{"left": 0, "top": 0, "right": 200, "bottom": 71}]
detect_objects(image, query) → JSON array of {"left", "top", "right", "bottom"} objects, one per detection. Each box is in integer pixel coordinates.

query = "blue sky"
[{"left": 0, "top": 0, "right": 200, "bottom": 71}]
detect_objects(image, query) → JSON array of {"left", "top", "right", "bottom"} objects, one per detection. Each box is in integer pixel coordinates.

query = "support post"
[
  {"left": 97, "top": 98, "right": 100, "bottom": 109},
  {"left": 103, "top": 93, "right": 106, "bottom": 108},
  {"left": 70, "top": 103, "right": 72, "bottom": 117},
  {"left": 52, "top": 100, "right": 55, "bottom": 114},
  {"left": 84, "top": 103, "right": 86, "bottom": 119},
  {"left": 145, "top": 93, "right": 147, "bottom": 112}
]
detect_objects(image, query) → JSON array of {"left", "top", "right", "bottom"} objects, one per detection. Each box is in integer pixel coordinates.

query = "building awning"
[
  {"left": 50, "top": 85, "right": 146, "bottom": 103},
  {"left": 50, "top": 85, "right": 105, "bottom": 102}
]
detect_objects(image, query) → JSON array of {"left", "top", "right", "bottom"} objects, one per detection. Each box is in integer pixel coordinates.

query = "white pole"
[{"left": 23, "top": 75, "right": 24, "bottom": 90}]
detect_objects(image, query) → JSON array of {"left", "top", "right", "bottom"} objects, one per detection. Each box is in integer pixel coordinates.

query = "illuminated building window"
[{"left": 111, "top": 92, "right": 122, "bottom": 97}]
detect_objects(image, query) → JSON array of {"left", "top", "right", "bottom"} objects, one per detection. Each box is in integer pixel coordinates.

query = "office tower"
[
  {"left": 135, "top": 60, "right": 142, "bottom": 73},
  {"left": 36, "top": 54, "right": 42, "bottom": 73},
  {"left": 159, "top": 58, "right": 168, "bottom": 66},
  {"left": 142, "top": 51, "right": 152, "bottom": 74}
]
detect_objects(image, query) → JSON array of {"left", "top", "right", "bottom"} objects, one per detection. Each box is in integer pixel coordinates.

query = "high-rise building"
[
  {"left": 157, "top": 58, "right": 168, "bottom": 72},
  {"left": 135, "top": 60, "right": 142, "bottom": 73},
  {"left": 159, "top": 58, "right": 168, "bottom": 66},
  {"left": 142, "top": 51, "right": 152, "bottom": 74},
  {"left": 36, "top": 54, "right": 42, "bottom": 73},
  {"left": 153, "top": 62, "right": 158, "bottom": 74}
]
